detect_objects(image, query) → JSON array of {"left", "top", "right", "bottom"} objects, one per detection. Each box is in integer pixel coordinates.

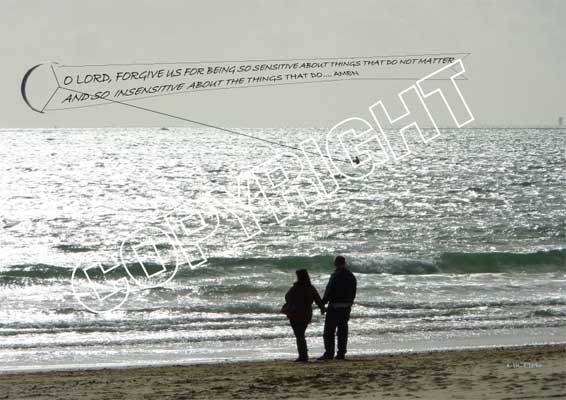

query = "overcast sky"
[{"left": 1, "top": 0, "right": 564, "bottom": 128}]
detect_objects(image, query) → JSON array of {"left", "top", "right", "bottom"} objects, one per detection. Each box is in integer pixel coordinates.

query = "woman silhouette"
[{"left": 284, "top": 269, "right": 325, "bottom": 362}]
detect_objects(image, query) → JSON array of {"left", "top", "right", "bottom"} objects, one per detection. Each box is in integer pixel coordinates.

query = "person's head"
[
  {"left": 334, "top": 255, "right": 346, "bottom": 270},
  {"left": 295, "top": 269, "right": 311, "bottom": 285}
]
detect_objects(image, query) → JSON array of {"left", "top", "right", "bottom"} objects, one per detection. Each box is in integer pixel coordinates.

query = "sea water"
[{"left": 0, "top": 127, "right": 564, "bottom": 371}]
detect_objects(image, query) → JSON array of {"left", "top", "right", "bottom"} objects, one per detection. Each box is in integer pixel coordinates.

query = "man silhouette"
[{"left": 318, "top": 255, "right": 357, "bottom": 360}]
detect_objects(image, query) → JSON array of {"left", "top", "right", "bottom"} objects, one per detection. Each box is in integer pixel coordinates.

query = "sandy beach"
[{"left": 1, "top": 345, "right": 564, "bottom": 400}]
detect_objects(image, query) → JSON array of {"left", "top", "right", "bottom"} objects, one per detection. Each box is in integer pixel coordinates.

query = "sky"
[{"left": 0, "top": 0, "right": 565, "bottom": 128}]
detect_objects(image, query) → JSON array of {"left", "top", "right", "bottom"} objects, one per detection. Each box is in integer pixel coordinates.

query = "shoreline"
[
  {"left": 1, "top": 344, "right": 564, "bottom": 399},
  {"left": 2, "top": 341, "right": 566, "bottom": 375}
]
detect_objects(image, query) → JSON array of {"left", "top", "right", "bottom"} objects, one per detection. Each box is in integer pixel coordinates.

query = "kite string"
[{"left": 58, "top": 86, "right": 348, "bottom": 164}]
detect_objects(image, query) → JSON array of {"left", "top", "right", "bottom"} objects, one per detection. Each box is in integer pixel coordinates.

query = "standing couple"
[{"left": 282, "top": 255, "right": 357, "bottom": 362}]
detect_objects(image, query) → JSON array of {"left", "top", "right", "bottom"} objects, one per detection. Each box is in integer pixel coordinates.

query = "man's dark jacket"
[{"left": 322, "top": 268, "right": 357, "bottom": 305}]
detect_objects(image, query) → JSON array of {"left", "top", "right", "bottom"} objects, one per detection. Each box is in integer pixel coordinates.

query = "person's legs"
[
  {"left": 322, "top": 307, "right": 338, "bottom": 358},
  {"left": 336, "top": 307, "right": 351, "bottom": 358},
  {"left": 290, "top": 320, "right": 308, "bottom": 360}
]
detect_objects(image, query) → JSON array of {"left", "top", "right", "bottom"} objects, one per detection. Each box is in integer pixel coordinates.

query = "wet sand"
[{"left": 1, "top": 345, "right": 564, "bottom": 399}]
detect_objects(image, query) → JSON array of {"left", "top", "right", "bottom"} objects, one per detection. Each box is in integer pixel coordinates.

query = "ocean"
[{"left": 0, "top": 127, "right": 564, "bottom": 371}]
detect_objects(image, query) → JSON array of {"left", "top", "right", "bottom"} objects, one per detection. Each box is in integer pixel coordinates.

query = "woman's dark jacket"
[{"left": 284, "top": 283, "right": 324, "bottom": 324}]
